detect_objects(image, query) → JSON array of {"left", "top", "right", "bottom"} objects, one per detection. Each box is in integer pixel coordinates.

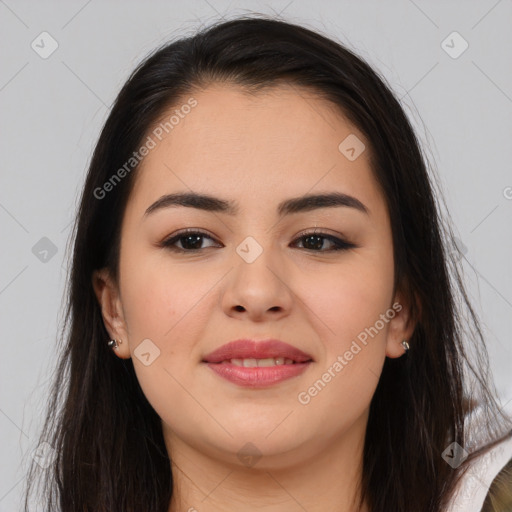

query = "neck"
[{"left": 165, "top": 412, "right": 369, "bottom": 512}]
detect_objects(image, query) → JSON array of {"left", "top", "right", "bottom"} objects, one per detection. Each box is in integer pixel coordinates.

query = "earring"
[
  {"left": 401, "top": 339, "right": 410, "bottom": 353},
  {"left": 108, "top": 339, "right": 121, "bottom": 350}
]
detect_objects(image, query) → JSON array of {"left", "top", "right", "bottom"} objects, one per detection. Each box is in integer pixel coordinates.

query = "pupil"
[
  {"left": 182, "top": 235, "right": 202, "bottom": 249},
  {"left": 305, "top": 235, "right": 322, "bottom": 250}
]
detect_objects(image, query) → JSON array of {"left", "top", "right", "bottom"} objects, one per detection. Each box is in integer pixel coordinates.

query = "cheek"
[
  {"left": 309, "top": 253, "right": 395, "bottom": 344},
  {"left": 119, "top": 245, "right": 214, "bottom": 342},
  {"left": 299, "top": 250, "right": 394, "bottom": 409},
  {"left": 117, "top": 254, "right": 218, "bottom": 424},
  {"left": 120, "top": 266, "right": 176, "bottom": 342},
  {"left": 294, "top": 291, "right": 391, "bottom": 443}
]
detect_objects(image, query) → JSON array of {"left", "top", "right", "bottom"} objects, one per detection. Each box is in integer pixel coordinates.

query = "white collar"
[{"left": 446, "top": 429, "right": 512, "bottom": 511}]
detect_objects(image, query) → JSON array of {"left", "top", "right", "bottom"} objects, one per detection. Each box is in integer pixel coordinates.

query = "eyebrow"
[{"left": 144, "top": 191, "right": 369, "bottom": 218}]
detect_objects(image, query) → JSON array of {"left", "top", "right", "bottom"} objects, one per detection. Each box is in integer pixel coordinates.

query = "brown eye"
[
  {"left": 161, "top": 229, "right": 221, "bottom": 252},
  {"left": 292, "top": 231, "right": 356, "bottom": 252}
]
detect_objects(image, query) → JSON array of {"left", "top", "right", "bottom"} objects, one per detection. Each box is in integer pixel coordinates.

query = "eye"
[
  {"left": 160, "top": 229, "right": 222, "bottom": 252},
  {"left": 291, "top": 230, "right": 356, "bottom": 252}
]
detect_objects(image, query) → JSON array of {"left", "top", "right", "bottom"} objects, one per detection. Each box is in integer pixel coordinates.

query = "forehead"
[{"left": 128, "top": 82, "right": 382, "bottom": 217}]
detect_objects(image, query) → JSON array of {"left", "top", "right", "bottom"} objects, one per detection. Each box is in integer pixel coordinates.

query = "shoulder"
[{"left": 446, "top": 432, "right": 512, "bottom": 512}]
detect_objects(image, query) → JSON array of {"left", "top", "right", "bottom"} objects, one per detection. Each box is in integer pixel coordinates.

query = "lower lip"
[{"left": 204, "top": 361, "right": 312, "bottom": 388}]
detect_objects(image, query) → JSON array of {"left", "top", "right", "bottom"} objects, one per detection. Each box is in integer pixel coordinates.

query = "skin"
[{"left": 93, "top": 83, "right": 416, "bottom": 512}]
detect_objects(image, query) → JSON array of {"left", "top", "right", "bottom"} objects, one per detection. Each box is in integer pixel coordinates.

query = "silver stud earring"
[
  {"left": 108, "top": 339, "right": 121, "bottom": 350},
  {"left": 401, "top": 339, "right": 410, "bottom": 353}
]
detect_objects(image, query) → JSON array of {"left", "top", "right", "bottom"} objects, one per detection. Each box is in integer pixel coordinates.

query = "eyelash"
[{"left": 160, "top": 228, "right": 356, "bottom": 253}]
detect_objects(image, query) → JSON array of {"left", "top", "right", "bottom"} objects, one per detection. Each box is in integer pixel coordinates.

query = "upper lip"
[{"left": 202, "top": 339, "right": 314, "bottom": 363}]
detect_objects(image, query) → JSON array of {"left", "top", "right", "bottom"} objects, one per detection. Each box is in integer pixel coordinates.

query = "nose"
[{"left": 221, "top": 247, "right": 293, "bottom": 322}]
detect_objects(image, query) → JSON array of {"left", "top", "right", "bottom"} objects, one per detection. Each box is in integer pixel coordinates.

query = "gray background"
[{"left": 1, "top": 0, "right": 511, "bottom": 509}]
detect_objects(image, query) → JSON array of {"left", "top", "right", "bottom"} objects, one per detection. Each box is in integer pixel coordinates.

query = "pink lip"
[{"left": 202, "top": 339, "right": 313, "bottom": 388}]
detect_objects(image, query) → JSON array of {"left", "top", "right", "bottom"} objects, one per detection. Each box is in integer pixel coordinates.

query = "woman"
[{"left": 23, "top": 15, "right": 512, "bottom": 512}]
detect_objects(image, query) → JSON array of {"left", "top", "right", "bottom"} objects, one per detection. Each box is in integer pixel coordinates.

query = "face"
[{"left": 94, "top": 83, "right": 413, "bottom": 469}]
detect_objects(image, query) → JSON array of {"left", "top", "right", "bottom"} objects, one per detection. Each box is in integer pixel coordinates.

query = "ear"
[
  {"left": 92, "top": 268, "right": 131, "bottom": 359},
  {"left": 385, "top": 290, "right": 418, "bottom": 359}
]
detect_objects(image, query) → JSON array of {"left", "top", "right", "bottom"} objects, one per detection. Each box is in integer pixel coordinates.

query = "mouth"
[{"left": 202, "top": 339, "right": 314, "bottom": 388}]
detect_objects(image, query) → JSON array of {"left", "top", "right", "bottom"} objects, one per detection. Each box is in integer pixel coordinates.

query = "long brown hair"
[{"left": 23, "top": 14, "right": 512, "bottom": 512}]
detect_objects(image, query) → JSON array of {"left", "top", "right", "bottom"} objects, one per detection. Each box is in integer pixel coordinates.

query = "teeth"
[
  {"left": 227, "top": 357, "right": 295, "bottom": 366},
  {"left": 257, "top": 358, "right": 281, "bottom": 367}
]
